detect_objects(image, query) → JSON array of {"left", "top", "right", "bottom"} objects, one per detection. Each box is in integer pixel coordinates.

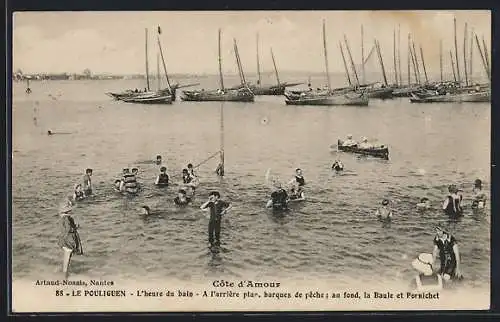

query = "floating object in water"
[
  {"left": 260, "top": 117, "right": 269, "bottom": 125},
  {"left": 337, "top": 139, "right": 389, "bottom": 159}
]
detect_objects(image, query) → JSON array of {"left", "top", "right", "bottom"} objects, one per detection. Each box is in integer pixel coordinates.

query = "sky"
[{"left": 13, "top": 11, "right": 491, "bottom": 76}]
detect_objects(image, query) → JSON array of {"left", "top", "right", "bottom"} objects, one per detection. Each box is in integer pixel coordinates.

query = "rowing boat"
[{"left": 337, "top": 139, "right": 389, "bottom": 159}]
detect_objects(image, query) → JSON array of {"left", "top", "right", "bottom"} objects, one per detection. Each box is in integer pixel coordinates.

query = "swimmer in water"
[
  {"left": 47, "top": 130, "right": 53, "bottom": 135},
  {"left": 417, "top": 197, "right": 431, "bottom": 210},
  {"left": 140, "top": 206, "right": 151, "bottom": 216},
  {"left": 375, "top": 199, "right": 393, "bottom": 220},
  {"left": 332, "top": 160, "right": 344, "bottom": 171},
  {"left": 472, "top": 179, "right": 487, "bottom": 210},
  {"left": 82, "top": 168, "right": 93, "bottom": 196},
  {"left": 113, "top": 179, "right": 122, "bottom": 192},
  {"left": 288, "top": 168, "right": 305, "bottom": 201},
  {"left": 72, "top": 184, "right": 85, "bottom": 202},
  {"left": 267, "top": 180, "right": 289, "bottom": 210},
  {"left": 409, "top": 253, "right": 443, "bottom": 292},
  {"left": 174, "top": 189, "right": 191, "bottom": 206}
]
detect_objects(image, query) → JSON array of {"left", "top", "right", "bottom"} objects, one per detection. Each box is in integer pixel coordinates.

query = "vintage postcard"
[{"left": 10, "top": 10, "right": 491, "bottom": 312}]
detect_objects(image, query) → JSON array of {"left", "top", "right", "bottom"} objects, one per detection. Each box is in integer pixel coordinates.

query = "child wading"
[
  {"left": 200, "top": 191, "right": 232, "bottom": 248},
  {"left": 57, "top": 198, "right": 84, "bottom": 279}
]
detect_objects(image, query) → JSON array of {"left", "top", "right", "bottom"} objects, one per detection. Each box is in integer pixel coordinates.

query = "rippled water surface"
[{"left": 11, "top": 76, "right": 490, "bottom": 290}]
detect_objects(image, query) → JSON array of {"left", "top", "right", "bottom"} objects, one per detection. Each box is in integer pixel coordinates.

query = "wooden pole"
[
  {"left": 419, "top": 45, "right": 429, "bottom": 83},
  {"left": 453, "top": 17, "right": 461, "bottom": 84},
  {"left": 219, "top": 103, "right": 224, "bottom": 177},
  {"left": 218, "top": 29, "right": 225, "bottom": 91},
  {"left": 339, "top": 41, "right": 352, "bottom": 86},
  {"left": 463, "top": 23, "right": 468, "bottom": 86},
  {"left": 145, "top": 28, "right": 150, "bottom": 91},
  {"left": 156, "top": 52, "right": 160, "bottom": 90},
  {"left": 344, "top": 34, "right": 360, "bottom": 87},
  {"left": 450, "top": 50, "right": 457, "bottom": 82},
  {"left": 256, "top": 33, "right": 261, "bottom": 85},
  {"left": 322, "top": 20, "right": 331, "bottom": 91}
]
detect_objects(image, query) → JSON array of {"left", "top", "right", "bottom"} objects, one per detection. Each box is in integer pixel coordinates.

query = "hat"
[{"left": 411, "top": 253, "right": 434, "bottom": 275}]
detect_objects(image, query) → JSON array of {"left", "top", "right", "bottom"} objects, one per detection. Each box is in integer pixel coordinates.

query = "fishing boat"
[
  {"left": 284, "top": 20, "right": 368, "bottom": 106},
  {"left": 337, "top": 139, "right": 389, "bottom": 160},
  {"left": 181, "top": 29, "right": 254, "bottom": 102},
  {"left": 409, "top": 90, "right": 490, "bottom": 103},
  {"left": 120, "top": 92, "right": 173, "bottom": 104},
  {"left": 229, "top": 34, "right": 303, "bottom": 95}
]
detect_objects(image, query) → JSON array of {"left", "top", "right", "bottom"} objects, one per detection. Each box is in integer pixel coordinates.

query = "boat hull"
[
  {"left": 285, "top": 91, "right": 369, "bottom": 106},
  {"left": 121, "top": 94, "right": 173, "bottom": 104},
  {"left": 410, "top": 91, "right": 490, "bottom": 103},
  {"left": 181, "top": 90, "right": 254, "bottom": 102},
  {"left": 337, "top": 139, "right": 389, "bottom": 160},
  {"left": 366, "top": 87, "right": 394, "bottom": 99}
]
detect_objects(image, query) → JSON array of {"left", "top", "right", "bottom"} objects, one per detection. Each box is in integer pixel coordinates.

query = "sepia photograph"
[{"left": 10, "top": 10, "right": 491, "bottom": 312}]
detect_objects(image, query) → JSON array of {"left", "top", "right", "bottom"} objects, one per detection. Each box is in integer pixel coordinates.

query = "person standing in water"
[
  {"left": 472, "top": 179, "right": 487, "bottom": 210},
  {"left": 82, "top": 168, "right": 93, "bottom": 196},
  {"left": 155, "top": 166, "right": 169, "bottom": 187},
  {"left": 432, "top": 226, "right": 463, "bottom": 280},
  {"left": 288, "top": 168, "right": 306, "bottom": 200},
  {"left": 57, "top": 197, "right": 83, "bottom": 279},
  {"left": 409, "top": 253, "right": 443, "bottom": 292},
  {"left": 72, "top": 184, "right": 85, "bottom": 202},
  {"left": 200, "top": 191, "right": 232, "bottom": 247},
  {"left": 442, "top": 185, "right": 463, "bottom": 218},
  {"left": 332, "top": 160, "right": 344, "bottom": 172},
  {"left": 375, "top": 199, "right": 393, "bottom": 220}
]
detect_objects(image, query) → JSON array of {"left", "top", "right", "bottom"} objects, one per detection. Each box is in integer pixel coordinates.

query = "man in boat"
[
  {"left": 200, "top": 191, "right": 232, "bottom": 247},
  {"left": 432, "top": 226, "right": 463, "bottom": 280},
  {"left": 342, "top": 134, "right": 357, "bottom": 147},
  {"left": 358, "top": 137, "right": 373, "bottom": 149}
]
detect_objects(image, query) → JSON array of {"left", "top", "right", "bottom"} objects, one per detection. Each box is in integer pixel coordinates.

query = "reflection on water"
[{"left": 11, "top": 77, "right": 490, "bottom": 290}]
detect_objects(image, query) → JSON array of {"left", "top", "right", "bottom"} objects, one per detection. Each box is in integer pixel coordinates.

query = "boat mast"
[
  {"left": 361, "top": 25, "right": 365, "bottom": 85},
  {"left": 256, "top": 33, "right": 261, "bottom": 85},
  {"left": 156, "top": 52, "right": 160, "bottom": 90},
  {"left": 407, "top": 33, "right": 411, "bottom": 85},
  {"left": 234, "top": 39, "right": 248, "bottom": 87},
  {"left": 469, "top": 29, "right": 474, "bottom": 84},
  {"left": 157, "top": 26, "right": 172, "bottom": 91},
  {"left": 375, "top": 39, "right": 388, "bottom": 86},
  {"left": 419, "top": 45, "right": 429, "bottom": 83},
  {"left": 344, "top": 34, "right": 360, "bottom": 87},
  {"left": 411, "top": 40, "right": 421, "bottom": 84},
  {"left": 393, "top": 28, "right": 398, "bottom": 85},
  {"left": 270, "top": 48, "right": 281, "bottom": 87},
  {"left": 339, "top": 41, "right": 352, "bottom": 86},
  {"left": 397, "top": 24, "right": 402, "bottom": 86},
  {"left": 145, "top": 28, "right": 150, "bottom": 91},
  {"left": 453, "top": 17, "right": 461, "bottom": 85},
  {"left": 475, "top": 34, "right": 490, "bottom": 81},
  {"left": 218, "top": 29, "right": 225, "bottom": 91},
  {"left": 322, "top": 20, "right": 331, "bottom": 91},
  {"left": 463, "top": 23, "right": 468, "bottom": 86},
  {"left": 450, "top": 50, "right": 457, "bottom": 82},
  {"left": 408, "top": 36, "right": 418, "bottom": 84},
  {"left": 439, "top": 39, "right": 443, "bottom": 81},
  {"left": 482, "top": 36, "right": 490, "bottom": 74}
]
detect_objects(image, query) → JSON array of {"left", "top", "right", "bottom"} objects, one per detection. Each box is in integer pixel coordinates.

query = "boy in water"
[
  {"left": 472, "top": 179, "right": 487, "bottom": 210},
  {"left": 442, "top": 184, "right": 463, "bottom": 217},
  {"left": 375, "top": 199, "right": 393, "bottom": 220},
  {"left": 155, "top": 166, "right": 169, "bottom": 187},
  {"left": 200, "top": 191, "right": 232, "bottom": 247},
  {"left": 174, "top": 189, "right": 191, "bottom": 206},
  {"left": 82, "top": 168, "right": 93, "bottom": 196}
]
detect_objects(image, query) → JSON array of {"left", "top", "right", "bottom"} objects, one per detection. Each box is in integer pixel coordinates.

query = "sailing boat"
[
  {"left": 229, "top": 33, "right": 303, "bottom": 95},
  {"left": 284, "top": 20, "right": 368, "bottom": 106},
  {"left": 106, "top": 28, "right": 172, "bottom": 104},
  {"left": 181, "top": 29, "right": 254, "bottom": 102}
]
